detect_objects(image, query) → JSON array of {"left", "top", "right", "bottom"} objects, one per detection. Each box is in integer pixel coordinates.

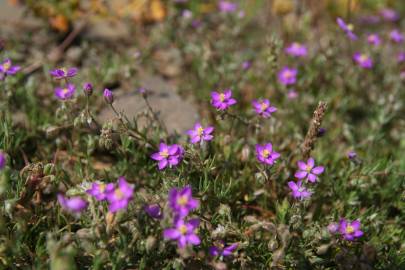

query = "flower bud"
[
  {"left": 103, "top": 88, "right": 113, "bottom": 104},
  {"left": 83, "top": 82, "right": 93, "bottom": 96}
]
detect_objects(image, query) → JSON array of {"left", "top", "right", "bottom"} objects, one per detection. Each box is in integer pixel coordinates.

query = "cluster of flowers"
[
  {"left": 288, "top": 157, "right": 324, "bottom": 200},
  {"left": 150, "top": 89, "right": 279, "bottom": 170},
  {"left": 50, "top": 67, "right": 79, "bottom": 99},
  {"left": 163, "top": 186, "right": 201, "bottom": 249},
  {"left": 278, "top": 42, "right": 308, "bottom": 98},
  {"left": 58, "top": 177, "right": 134, "bottom": 214},
  {"left": 162, "top": 186, "right": 238, "bottom": 255},
  {"left": 0, "top": 58, "right": 20, "bottom": 80},
  {"left": 337, "top": 17, "right": 404, "bottom": 69},
  {"left": 328, "top": 219, "right": 363, "bottom": 241},
  {"left": 50, "top": 66, "right": 97, "bottom": 100}
]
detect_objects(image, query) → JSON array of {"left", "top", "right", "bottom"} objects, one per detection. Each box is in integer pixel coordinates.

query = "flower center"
[
  {"left": 99, "top": 183, "right": 106, "bottom": 192},
  {"left": 197, "top": 126, "right": 204, "bottom": 136},
  {"left": 62, "top": 88, "right": 69, "bottom": 95},
  {"left": 3, "top": 62, "right": 10, "bottom": 71},
  {"left": 115, "top": 189, "right": 124, "bottom": 200},
  {"left": 347, "top": 24, "right": 354, "bottom": 31},
  {"left": 346, "top": 225, "right": 354, "bottom": 234},
  {"left": 262, "top": 149, "right": 270, "bottom": 158},
  {"left": 260, "top": 102, "right": 268, "bottom": 111},
  {"left": 219, "top": 93, "right": 225, "bottom": 102},
  {"left": 160, "top": 149, "right": 169, "bottom": 158},
  {"left": 360, "top": 54, "right": 368, "bottom": 62},
  {"left": 284, "top": 70, "right": 292, "bottom": 79},
  {"left": 179, "top": 224, "right": 188, "bottom": 235},
  {"left": 292, "top": 43, "right": 301, "bottom": 49},
  {"left": 177, "top": 195, "right": 188, "bottom": 206}
]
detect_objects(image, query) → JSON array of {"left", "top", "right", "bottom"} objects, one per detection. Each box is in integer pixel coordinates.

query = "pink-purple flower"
[
  {"left": 55, "top": 83, "right": 76, "bottom": 100},
  {"left": 106, "top": 177, "right": 134, "bottom": 213},
  {"left": 218, "top": 1, "right": 238, "bottom": 13},
  {"left": 169, "top": 186, "right": 199, "bottom": 218},
  {"left": 103, "top": 88, "right": 114, "bottom": 104},
  {"left": 288, "top": 181, "right": 311, "bottom": 199},
  {"left": 164, "top": 218, "right": 201, "bottom": 249},
  {"left": 339, "top": 219, "right": 363, "bottom": 241},
  {"left": 151, "top": 143, "right": 184, "bottom": 170},
  {"left": 389, "top": 29, "right": 404, "bottom": 43},
  {"left": 57, "top": 194, "right": 88, "bottom": 214},
  {"left": 0, "top": 151, "right": 6, "bottom": 170},
  {"left": 252, "top": 99, "right": 277, "bottom": 118},
  {"left": 285, "top": 42, "right": 308, "bottom": 57},
  {"left": 380, "top": 8, "right": 399, "bottom": 22},
  {"left": 353, "top": 53, "right": 373, "bottom": 69},
  {"left": 83, "top": 82, "right": 93, "bottom": 96},
  {"left": 86, "top": 182, "right": 114, "bottom": 201},
  {"left": 294, "top": 157, "right": 324, "bottom": 183},
  {"left": 255, "top": 143, "right": 280, "bottom": 166},
  {"left": 209, "top": 241, "right": 238, "bottom": 257},
  {"left": 144, "top": 204, "right": 163, "bottom": 219},
  {"left": 367, "top": 34, "right": 381, "bottom": 46},
  {"left": 211, "top": 89, "right": 237, "bottom": 110},
  {"left": 187, "top": 123, "right": 214, "bottom": 144},
  {"left": 397, "top": 52, "right": 405, "bottom": 63},
  {"left": 242, "top": 60, "right": 252, "bottom": 70},
  {"left": 327, "top": 223, "right": 339, "bottom": 234},
  {"left": 278, "top": 67, "right": 297, "bottom": 86},
  {"left": 0, "top": 59, "right": 20, "bottom": 76},
  {"left": 336, "top": 17, "right": 357, "bottom": 40},
  {"left": 50, "top": 67, "right": 78, "bottom": 80}
]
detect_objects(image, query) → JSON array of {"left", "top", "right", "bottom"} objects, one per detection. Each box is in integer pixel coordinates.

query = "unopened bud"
[{"left": 103, "top": 88, "right": 114, "bottom": 104}]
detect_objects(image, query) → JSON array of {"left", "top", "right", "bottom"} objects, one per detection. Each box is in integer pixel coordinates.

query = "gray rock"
[{"left": 98, "top": 74, "right": 199, "bottom": 135}]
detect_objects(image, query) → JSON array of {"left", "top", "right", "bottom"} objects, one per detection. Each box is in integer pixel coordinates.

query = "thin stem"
[{"left": 142, "top": 95, "right": 168, "bottom": 135}]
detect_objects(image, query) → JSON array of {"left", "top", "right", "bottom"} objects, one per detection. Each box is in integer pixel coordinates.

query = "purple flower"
[
  {"left": 397, "top": 52, "right": 405, "bottom": 63},
  {"left": 144, "top": 204, "right": 163, "bottom": 219},
  {"left": 367, "top": 34, "right": 381, "bottom": 46},
  {"left": 0, "top": 151, "right": 6, "bottom": 170},
  {"left": 336, "top": 17, "right": 357, "bottom": 40},
  {"left": 317, "top": 127, "right": 327, "bottom": 137},
  {"left": 380, "top": 8, "right": 399, "bottom": 22},
  {"left": 218, "top": 1, "right": 238, "bottom": 13},
  {"left": 55, "top": 83, "right": 76, "bottom": 100},
  {"left": 255, "top": 143, "right": 280, "bottom": 166},
  {"left": 278, "top": 67, "right": 297, "bottom": 86},
  {"left": 50, "top": 67, "right": 78, "bottom": 80},
  {"left": 151, "top": 143, "right": 184, "bottom": 170},
  {"left": 103, "top": 88, "right": 114, "bottom": 104},
  {"left": 163, "top": 218, "right": 201, "bottom": 249},
  {"left": 242, "top": 60, "right": 252, "bottom": 70},
  {"left": 83, "top": 82, "right": 93, "bottom": 96},
  {"left": 252, "top": 99, "right": 277, "bottom": 118},
  {"left": 0, "top": 59, "right": 20, "bottom": 76},
  {"left": 347, "top": 150, "right": 357, "bottom": 160},
  {"left": 211, "top": 89, "right": 237, "bottom": 110},
  {"left": 328, "top": 223, "right": 339, "bottom": 234},
  {"left": 353, "top": 53, "right": 373, "bottom": 69},
  {"left": 294, "top": 157, "right": 324, "bottom": 183},
  {"left": 182, "top": 9, "right": 193, "bottom": 19},
  {"left": 389, "top": 29, "right": 404, "bottom": 43},
  {"left": 285, "top": 42, "right": 308, "bottom": 57},
  {"left": 187, "top": 123, "right": 214, "bottom": 144},
  {"left": 86, "top": 182, "right": 114, "bottom": 201},
  {"left": 209, "top": 241, "right": 238, "bottom": 257},
  {"left": 287, "top": 89, "right": 298, "bottom": 99},
  {"left": 288, "top": 181, "right": 311, "bottom": 199},
  {"left": 106, "top": 177, "right": 134, "bottom": 213},
  {"left": 339, "top": 219, "right": 363, "bottom": 241},
  {"left": 57, "top": 194, "right": 88, "bottom": 214},
  {"left": 168, "top": 186, "right": 199, "bottom": 218}
]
